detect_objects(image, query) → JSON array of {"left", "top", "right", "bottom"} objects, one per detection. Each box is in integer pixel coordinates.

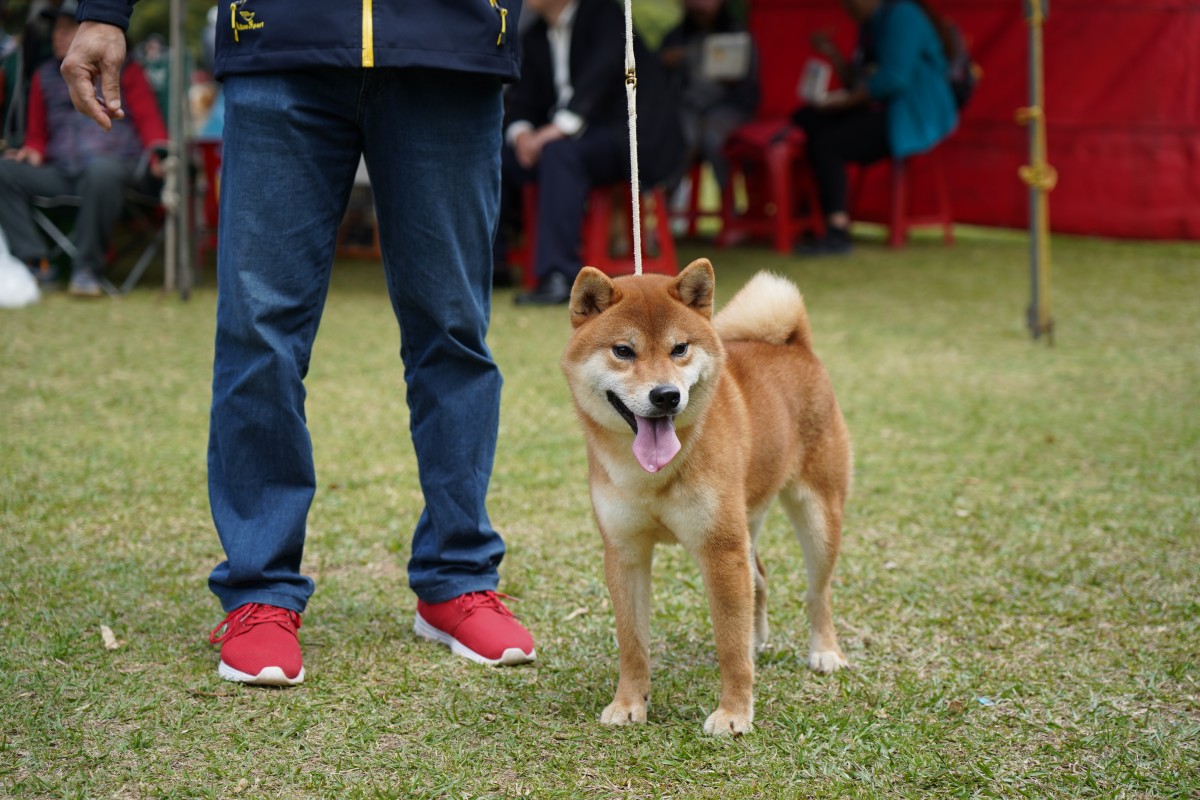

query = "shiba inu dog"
[{"left": 561, "top": 258, "right": 851, "bottom": 736}]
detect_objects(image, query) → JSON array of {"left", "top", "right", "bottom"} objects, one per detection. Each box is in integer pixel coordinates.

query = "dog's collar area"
[{"left": 606, "top": 391, "right": 639, "bottom": 434}]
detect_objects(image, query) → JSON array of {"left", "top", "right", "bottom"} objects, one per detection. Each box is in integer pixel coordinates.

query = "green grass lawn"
[{"left": 1, "top": 230, "right": 1197, "bottom": 798}]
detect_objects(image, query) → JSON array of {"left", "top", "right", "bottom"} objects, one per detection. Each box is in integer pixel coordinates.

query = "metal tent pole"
[
  {"left": 166, "top": 0, "right": 193, "bottom": 299},
  {"left": 1017, "top": 0, "right": 1055, "bottom": 344}
]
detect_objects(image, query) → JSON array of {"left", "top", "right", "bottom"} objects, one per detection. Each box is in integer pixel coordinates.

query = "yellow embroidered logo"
[{"left": 230, "top": 3, "right": 265, "bottom": 42}]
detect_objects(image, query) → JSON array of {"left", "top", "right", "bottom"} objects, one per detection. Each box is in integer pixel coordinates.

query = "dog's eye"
[
  {"left": 671, "top": 343, "right": 689, "bottom": 357},
  {"left": 612, "top": 344, "right": 636, "bottom": 360}
]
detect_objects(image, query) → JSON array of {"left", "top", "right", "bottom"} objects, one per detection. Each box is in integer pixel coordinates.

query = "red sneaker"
[
  {"left": 414, "top": 591, "right": 536, "bottom": 666},
  {"left": 209, "top": 603, "right": 305, "bottom": 686}
]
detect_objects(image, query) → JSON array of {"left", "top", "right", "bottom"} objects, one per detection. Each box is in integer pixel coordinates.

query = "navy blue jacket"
[{"left": 77, "top": 0, "right": 523, "bottom": 82}]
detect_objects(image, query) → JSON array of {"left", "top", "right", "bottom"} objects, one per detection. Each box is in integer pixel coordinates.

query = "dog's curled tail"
[{"left": 713, "top": 271, "right": 812, "bottom": 349}]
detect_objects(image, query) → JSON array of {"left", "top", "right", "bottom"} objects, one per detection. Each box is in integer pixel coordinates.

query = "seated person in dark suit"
[
  {"left": 0, "top": 0, "right": 166, "bottom": 296},
  {"left": 501, "top": 0, "right": 682, "bottom": 305},
  {"left": 658, "top": 0, "right": 760, "bottom": 195}
]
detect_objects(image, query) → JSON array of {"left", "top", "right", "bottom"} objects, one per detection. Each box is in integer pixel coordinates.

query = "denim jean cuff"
[
  {"left": 411, "top": 578, "right": 501, "bottom": 606},
  {"left": 218, "top": 590, "right": 309, "bottom": 615}
]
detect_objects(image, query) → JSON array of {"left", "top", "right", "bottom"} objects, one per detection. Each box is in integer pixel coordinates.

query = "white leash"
[{"left": 622, "top": 0, "right": 643, "bottom": 276}]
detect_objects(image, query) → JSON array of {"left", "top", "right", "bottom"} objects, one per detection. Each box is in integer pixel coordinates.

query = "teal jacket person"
[
  {"left": 790, "top": 0, "right": 958, "bottom": 255},
  {"left": 863, "top": 0, "right": 957, "bottom": 158}
]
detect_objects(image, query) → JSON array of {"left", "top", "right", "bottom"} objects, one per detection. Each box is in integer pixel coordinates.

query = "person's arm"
[
  {"left": 23, "top": 69, "right": 48, "bottom": 159},
  {"left": 121, "top": 60, "right": 168, "bottom": 176},
  {"left": 815, "top": 84, "right": 869, "bottom": 113},
  {"left": 864, "top": 3, "right": 926, "bottom": 100},
  {"left": 121, "top": 61, "right": 167, "bottom": 147},
  {"left": 5, "top": 69, "right": 46, "bottom": 164},
  {"left": 504, "top": 25, "right": 552, "bottom": 136},
  {"left": 561, "top": 1, "right": 625, "bottom": 130},
  {"left": 810, "top": 31, "right": 852, "bottom": 88},
  {"left": 503, "top": 26, "right": 555, "bottom": 167},
  {"left": 728, "top": 39, "right": 760, "bottom": 117},
  {"left": 658, "top": 25, "right": 685, "bottom": 72},
  {"left": 809, "top": 30, "right": 869, "bottom": 114},
  {"left": 60, "top": 0, "right": 134, "bottom": 129}
]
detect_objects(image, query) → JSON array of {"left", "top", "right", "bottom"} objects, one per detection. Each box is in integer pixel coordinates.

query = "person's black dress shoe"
[
  {"left": 514, "top": 271, "right": 571, "bottom": 306},
  {"left": 795, "top": 227, "right": 853, "bottom": 257},
  {"left": 492, "top": 263, "right": 516, "bottom": 288}
]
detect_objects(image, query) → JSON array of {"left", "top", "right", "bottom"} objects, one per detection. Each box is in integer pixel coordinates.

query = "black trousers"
[{"left": 793, "top": 104, "right": 890, "bottom": 219}]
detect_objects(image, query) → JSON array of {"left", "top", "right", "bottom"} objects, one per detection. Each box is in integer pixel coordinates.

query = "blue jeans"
[{"left": 208, "top": 69, "right": 506, "bottom": 613}]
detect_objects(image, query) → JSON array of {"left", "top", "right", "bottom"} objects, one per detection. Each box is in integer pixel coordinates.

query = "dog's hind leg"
[
  {"left": 748, "top": 508, "right": 770, "bottom": 653},
  {"left": 779, "top": 483, "right": 849, "bottom": 674}
]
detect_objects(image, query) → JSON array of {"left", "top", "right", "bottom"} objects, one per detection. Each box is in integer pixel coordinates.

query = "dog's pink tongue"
[{"left": 632, "top": 416, "right": 681, "bottom": 473}]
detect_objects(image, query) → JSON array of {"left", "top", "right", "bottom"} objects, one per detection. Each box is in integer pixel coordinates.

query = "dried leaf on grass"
[{"left": 100, "top": 625, "right": 122, "bottom": 650}]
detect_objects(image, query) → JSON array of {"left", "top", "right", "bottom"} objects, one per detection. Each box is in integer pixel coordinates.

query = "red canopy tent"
[{"left": 748, "top": 0, "right": 1200, "bottom": 239}]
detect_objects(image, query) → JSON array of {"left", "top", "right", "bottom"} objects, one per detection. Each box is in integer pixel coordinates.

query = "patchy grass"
[{"left": 1, "top": 230, "right": 1197, "bottom": 799}]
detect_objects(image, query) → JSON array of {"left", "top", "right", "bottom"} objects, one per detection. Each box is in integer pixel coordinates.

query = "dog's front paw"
[
  {"left": 703, "top": 707, "right": 753, "bottom": 736},
  {"left": 600, "top": 696, "right": 648, "bottom": 726},
  {"left": 808, "top": 649, "right": 849, "bottom": 674}
]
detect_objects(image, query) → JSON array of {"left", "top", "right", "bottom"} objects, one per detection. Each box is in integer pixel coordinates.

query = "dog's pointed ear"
[
  {"left": 569, "top": 267, "right": 619, "bottom": 327},
  {"left": 673, "top": 258, "right": 715, "bottom": 318}
]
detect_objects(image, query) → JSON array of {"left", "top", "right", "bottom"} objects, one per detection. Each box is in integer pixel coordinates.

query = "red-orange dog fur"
[{"left": 561, "top": 259, "right": 852, "bottom": 735}]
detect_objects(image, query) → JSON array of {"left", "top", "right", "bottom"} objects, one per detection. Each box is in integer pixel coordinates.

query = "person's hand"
[
  {"left": 3, "top": 146, "right": 43, "bottom": 166},
  {"left": 149, "top": 153, "right": 166, "bottom": 179},
  {"left": 514, "top": 129, "right": 540, "bottom": 169},
  {"left": 660, "top": 45, "right": 685, "bottom": 70},
  {"left": 60, "top": 21, "right": 128, "bottom": 131},
  {"left": 814, "top": 85, "right": 868, "bottom": 113},
  {"left": 534, "top": 124, "right": 565, "bottom": 152},
  {"left": 810, "top": 30, "right": 839, "bottom": 60},
  {"left": 515, "top": 125, "right": 566, "bottom": 170}
]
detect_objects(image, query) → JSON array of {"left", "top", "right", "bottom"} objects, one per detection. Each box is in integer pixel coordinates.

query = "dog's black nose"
[{"left": 649, "top": 385, "right": 681, "bottom": 410}]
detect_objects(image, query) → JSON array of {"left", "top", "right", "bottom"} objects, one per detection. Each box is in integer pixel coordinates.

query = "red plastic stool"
[
  {"left": 670, "top": 161, "right": 723, "bottom": 238},
  {"left": 519, "top": 184, "right": 678, "bottom": 289},
  {"left": 193, "top": 137, "right": 222, "bottom": 264},
  {"left": 851, "top": 148, "right": 954, "bottom": 248},
  {"left": 718, "top": 120, "right": 824, "bottom": 253}
]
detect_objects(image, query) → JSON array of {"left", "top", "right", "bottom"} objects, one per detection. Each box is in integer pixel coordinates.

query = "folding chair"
[
  {"left": 29, "top": 145, "right": 168, "bottom": 296},
  {"left": 30, "top": 193, "right": 83, "bottom": 266}
]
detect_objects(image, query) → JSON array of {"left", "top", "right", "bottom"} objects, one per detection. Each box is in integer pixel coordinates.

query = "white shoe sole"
[
  {"left": 413, "top": 613, "right": 536, "bottom": 667},
  {"left": 218, "top": 660, "right": 305, "bottom": 686}
]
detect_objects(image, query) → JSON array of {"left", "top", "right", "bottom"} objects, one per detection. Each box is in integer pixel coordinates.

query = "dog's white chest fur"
[{"left": 590, "top": 471, "right": 719, "bottom": 550}]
